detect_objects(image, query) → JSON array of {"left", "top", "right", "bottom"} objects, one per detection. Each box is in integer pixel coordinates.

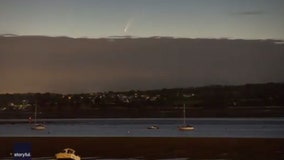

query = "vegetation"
[{"left": 1, "top": 83, "right": 284, "bottom": 118}]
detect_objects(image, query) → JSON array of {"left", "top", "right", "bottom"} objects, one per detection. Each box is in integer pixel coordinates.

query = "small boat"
[
  {"left": 147, "top": 125, "right": 159, "bottom": 129},
  {"left": 31, "top": 104, "right": 46, "bottom": 130},
  {"left": 178, "top": 124, "right": 194, "bottom": 131},
  {"left": 55, "top": 148, "right": 81, "bottom": 160},
  {"left": 178, "top": 104, "right": 194, "bottom": 131},
  {"left": 31, "top": 123, "right": 45, "bottom": 130}
]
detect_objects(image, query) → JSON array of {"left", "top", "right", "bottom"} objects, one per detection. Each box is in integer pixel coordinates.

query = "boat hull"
[
  {"left": 31, "top": 124, "right": 45, "bottom": 130},
  {"left": 147, "top": 125, "right": 159, "bottom": 129},
  {"left": 55, "top": 153, "right": 80, "bottom": 160},
  {"left": 55, "top": 148, "right": 80, "bottom": 160},
  {"left": 178, "top": 125, "right": 194, "bottom": 131}
]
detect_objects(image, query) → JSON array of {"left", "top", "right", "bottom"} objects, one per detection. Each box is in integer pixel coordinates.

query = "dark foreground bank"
[{"left": 1, "top": 137, "right": 284, "bottom": 159}]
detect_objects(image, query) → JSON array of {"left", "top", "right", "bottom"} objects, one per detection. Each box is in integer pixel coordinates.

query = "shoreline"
[
  {"left": 1, "top": 137, "right": 284, "bottom": 159},
  {"left": 1, "top": 117, "right": 283, "bottom": 122}
]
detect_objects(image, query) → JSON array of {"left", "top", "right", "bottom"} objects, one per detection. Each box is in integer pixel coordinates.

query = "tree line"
[{"left": 1, "top": 83, "right": 284, "bottom": 118}]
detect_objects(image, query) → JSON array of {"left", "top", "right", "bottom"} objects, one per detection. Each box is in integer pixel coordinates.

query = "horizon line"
[
  {"left": 1, "top": 82, "right": 283, "bottom": 95},
  {"left": 1, "top": 33, "right": 284, "bottom": 41}
]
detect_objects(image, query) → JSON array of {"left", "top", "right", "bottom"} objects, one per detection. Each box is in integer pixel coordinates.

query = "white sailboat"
[
  {"left": 178, "top": 104, "right": 194, "bottom": 131},
  {"left": 147, "top": 125, "right": 159, "bottom": 129},
  {"left": 31, "top": 104, "right": 45, "bottom": 130}
]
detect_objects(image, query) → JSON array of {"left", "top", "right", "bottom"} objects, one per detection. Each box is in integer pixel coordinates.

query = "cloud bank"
[{"left": 0, "top": 36, "right": 284, "bottom": 93}]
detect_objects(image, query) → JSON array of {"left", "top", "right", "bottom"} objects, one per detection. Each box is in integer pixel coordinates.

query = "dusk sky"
[
  {"left": 0, "top": 0, "right": 284, "bottom": 39},
  {"left": 0, "top": 0, "right": 284, "bottom": 93}
]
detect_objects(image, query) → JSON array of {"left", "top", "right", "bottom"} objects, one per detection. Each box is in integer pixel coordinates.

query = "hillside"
[{"left": 1, "top": 83, "right": 283, "bottom": 118}]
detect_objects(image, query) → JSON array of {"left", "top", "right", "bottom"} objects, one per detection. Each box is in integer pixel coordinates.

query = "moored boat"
[
  {"left": 31, "top": 104, "right": 46, "bottom": 130},
  {"left": 178, "top": 104, "right": 194, "bottom": 131},
  {"left": 31, "top": 123, "right": 45, "bottom": 130},
  {"left": 147, "top": 125, "right": 159, "bottom": 129},
  {"left": 55, "top": 148, "right": 80, "bottom": 160},
  {"left": 178, "top": 124, "right": 194, "bottom": 131}
]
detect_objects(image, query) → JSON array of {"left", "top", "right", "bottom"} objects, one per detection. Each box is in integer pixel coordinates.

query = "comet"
[{"left": 124, "top": 19, "right": 132, "bottom": 33}]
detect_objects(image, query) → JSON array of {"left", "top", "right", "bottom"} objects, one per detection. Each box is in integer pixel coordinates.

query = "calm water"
[{"left": 1, "top": 118, "right": 284, "bottom": 138}]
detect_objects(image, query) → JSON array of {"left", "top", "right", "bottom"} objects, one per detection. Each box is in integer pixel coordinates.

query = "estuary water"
[{"left": 1, "top": 118, "right": 284, "bottom": 138}]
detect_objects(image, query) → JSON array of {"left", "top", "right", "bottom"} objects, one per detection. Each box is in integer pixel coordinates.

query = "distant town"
[{"left": 1, "top": 83, "right": 284, "bottom": 118}]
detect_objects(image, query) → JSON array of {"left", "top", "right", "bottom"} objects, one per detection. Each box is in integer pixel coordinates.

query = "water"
[{"left": 1, "top": 118, "right": 284, "bottom": 138}]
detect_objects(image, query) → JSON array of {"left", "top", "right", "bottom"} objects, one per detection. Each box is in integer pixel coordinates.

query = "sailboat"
[
  {"left": 178, "top": 104, "right": 194, "bottom": 131},
  {"left": 31, "top": 104, "right": 46, "bottom": 130},
  {"left": 147, "top": 125, "right": 159, "bottom": 129}
]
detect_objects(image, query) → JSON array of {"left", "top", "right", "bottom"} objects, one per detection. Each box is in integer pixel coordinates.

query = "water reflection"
[{"left": 0, "top": 118, "right": 284, "bottom": 138}]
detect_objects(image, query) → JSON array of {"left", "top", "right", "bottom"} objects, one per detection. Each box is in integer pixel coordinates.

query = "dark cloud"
[{"left": 0, "top": 36, "right": 283, "bottom": 93}]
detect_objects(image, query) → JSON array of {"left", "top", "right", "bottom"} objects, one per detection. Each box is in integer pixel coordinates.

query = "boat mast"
[
  {"left": 183, "top": 104, "right": 186, "bottom": 125},
  {"left": 34, "top": 104, "right": 37, "bottom": 124}
]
